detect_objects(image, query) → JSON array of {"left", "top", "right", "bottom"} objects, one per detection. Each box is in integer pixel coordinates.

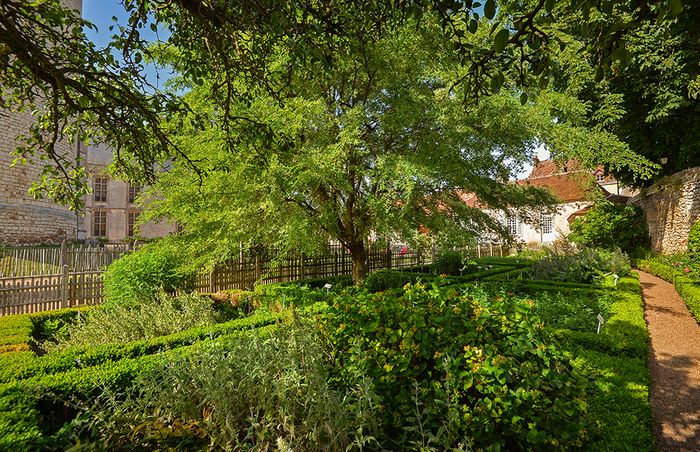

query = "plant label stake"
[
  {"left": 596, "top": 314, "right": 605, "bottom": 334},
  {"left": 613, "top": 274, "right": 619, "bottom": 286},
  {"left": 324, "top": 283, "right": 332, "bottom": 294}
]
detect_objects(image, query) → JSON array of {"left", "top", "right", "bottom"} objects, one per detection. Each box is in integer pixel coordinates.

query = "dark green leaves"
[
  {"left": 668, "top": 0, "right": 683, "bottom": 16},
  {"left": 484, "top": 0, "right": 496, "bottom": 20},
  {"left": 494, "top": 29, "right": 510, "bottom": 52}
]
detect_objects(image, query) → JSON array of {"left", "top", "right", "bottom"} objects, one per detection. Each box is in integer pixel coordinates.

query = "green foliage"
[
  {"left": 568, "top": 202, "right": 649, "bottom": 254},
  {"left": 102, "top": 245, "right": 194, "bottom": 306},
  {"left": 526, "top": 290, "right": 615, "bottom": 332},
  {"left": 361, "top": 269, "right": 423, "bottom": 293},
  {"left": 431, "top": 251, "right": 465, "bottom": 275},
  {"left": 531, "top": 248, "right": 630, "bottom": 284},
  {"left": 0, "top": 309, "right": 285, "bottom": 385},
  {"left": 68, "top": 320, "right": 373, "bottom": 450},
  {"left": 321, "top": 282, "right": 590, "bottom": 449},
  {"left": 46, "top": 293, "right": 222, "bottom": 352},
  {"left": 688, "top": 221, "right": 700, "bottom": 253}
]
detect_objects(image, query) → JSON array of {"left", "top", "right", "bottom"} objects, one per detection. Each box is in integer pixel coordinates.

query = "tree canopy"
[
  {"left": 0, "top": 0, "right": 681, "bottom": 207},
  {"left": 139, "top": 14, "right": 652, "bottom": 282}
]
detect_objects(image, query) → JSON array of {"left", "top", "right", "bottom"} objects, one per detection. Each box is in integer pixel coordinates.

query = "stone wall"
[
  {"left": 631, "top": 167, "right": 700, "bottom": 254},
  {"left": 0, "top": 0, "right": 84, "bottom": 245},
  {"left": 0, "top": 110, "right": 82, "bottom": 245}
]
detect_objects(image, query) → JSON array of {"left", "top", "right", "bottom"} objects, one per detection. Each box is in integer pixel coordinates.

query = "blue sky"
[{"left": 83, "top": 0, "right": 171, "bottom": 89}]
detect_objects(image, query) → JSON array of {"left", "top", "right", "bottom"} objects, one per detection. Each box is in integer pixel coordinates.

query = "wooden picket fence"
[
  {"left": 0, "top": 243, "right": 508, "bottom": 316},
  {"left": 0, "top": 242, "right": 135, "bottom": 277}
]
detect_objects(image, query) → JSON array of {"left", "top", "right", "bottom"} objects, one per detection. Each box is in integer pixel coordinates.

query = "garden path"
[{"left": 638, "top": 271, "right": 700, "bottom": 451}]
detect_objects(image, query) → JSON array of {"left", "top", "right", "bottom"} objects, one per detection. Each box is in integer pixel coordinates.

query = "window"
[
  {"left": 92, "top": 211, "right": 107, "bottom": 237},
  {"left": 126, "top": 211, "right": 138, "bottom": 237},
  {"left": 127, "top": 183, "right": 142, "bottom": 204},
  {"left": 595, "top": 172, "right": 605, "bottom": 182},
  {"left": 541, "top": 213, "right": 553, "bottom": 234},
  {"left": 506, "top": 216, "right": 521, "bottom": 236},
  {"left": 93, "top": 176, "right": 108, "bottom": 202}
]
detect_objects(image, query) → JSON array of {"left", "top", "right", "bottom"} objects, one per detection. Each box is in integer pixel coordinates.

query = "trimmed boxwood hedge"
[{"left": 0, "top": 309, "right": 283, "bottom": 384}]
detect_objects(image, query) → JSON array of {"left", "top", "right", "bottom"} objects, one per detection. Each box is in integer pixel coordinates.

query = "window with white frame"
[
  {"left": 595, "top": 172, "right": 605, "bottom": 182},
  {"left": 541, "top": 213, "right": 553, "bottom": 234},
  {"left": 506, "top": 216, "right": 521, "bottom": 236}
]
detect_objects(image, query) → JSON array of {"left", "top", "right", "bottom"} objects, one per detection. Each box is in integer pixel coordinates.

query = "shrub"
[
  {"left": 568, "top": 202, "right": 649, "bottom": 254},
  {"left": 531, "top": 248, "right": 630, "bottom": 284},
  {"left": 361, "top": 269, "right": 421, "bottom": 292},
  {"left": 55, "top": 320, "right": 374, "bottom": 451},
  {"left": 688, "top": 221, "right": 700, "bottom": 254},
  {"left": 102, "top": 245, "right": 194, "bottom": 306},
  {"left": 45, "top": 292, "right": 222, "bottom": 352},
  {"left": 432, "top": 251, "right": 467, "bottom": 275},
  {"left": 321, "top": 282, "right": 590, "bottom": 450}
]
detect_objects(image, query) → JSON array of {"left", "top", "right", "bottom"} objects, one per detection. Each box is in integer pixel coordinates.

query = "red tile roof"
[{"left": 517, "top": 172, "right": 591, "bottom": 203}]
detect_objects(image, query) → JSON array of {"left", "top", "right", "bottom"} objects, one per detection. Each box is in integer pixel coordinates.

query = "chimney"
[{"left": 533, "top": 155, "right": 540, "bottom": 166}]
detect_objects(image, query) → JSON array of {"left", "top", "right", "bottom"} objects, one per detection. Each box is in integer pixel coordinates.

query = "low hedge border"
[
  {"left": 0, "top": 324, "right": 280, "bottom": 450},
  {"left": 0, "top": 302, "right": 329, "bottom": 449},
  {"left": 550, "top": 273, "right": 653, "bottom": 450},
  {"left": 0, "top": 309, "right": 283, "bottom": 384},
  {"left": 637, "top": 258, "right": 700, "bottom": 324}
]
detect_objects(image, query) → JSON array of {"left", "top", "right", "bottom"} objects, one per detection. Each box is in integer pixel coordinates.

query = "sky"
[
  {"left": 81, "top": 0, "right": 548, "bottom": 179},
  {"left": 83, "top": 0, "right": 172, "bottom": 90}
]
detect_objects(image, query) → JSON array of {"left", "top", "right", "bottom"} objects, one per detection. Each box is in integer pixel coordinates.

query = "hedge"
[
  {"left": 0, "top": 325, "right": 279, "bottom": 450},
  {"left": 549, "top": 273, "right": 653, "bottom": 450},
  {"left": 637, "top": 258, "right": 700, "bottom": 324},
  {"left": 0, "top": 309, "right": 284, "bottom": 384}
]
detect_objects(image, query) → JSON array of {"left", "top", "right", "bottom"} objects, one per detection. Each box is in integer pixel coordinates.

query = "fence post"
[
  {"left": 300, "top": 253, "right": 306, "bottom": 279},
  {"left": 477, "top": 243, "right": 481, "bottom": 258},
  {"left": 386, "top": 246, "right": 392, "bottom": 270},
  {"left": 334, "top": 251, "right": 339, "bottom": 276},
  {"left": 489, "top": 242, "right": 493, "bottom": 257},
  {"left": 209, "top": 268, "right": 215, "bottom": 293},
  {"left": 255, "top": 255, "right": 261, "bottom": 281},
  {"left": 61, "top": 264, "right": 69, "bottom": 308},
  {"left": 59, "top": 240, "right": 67, "bottom": 268}
]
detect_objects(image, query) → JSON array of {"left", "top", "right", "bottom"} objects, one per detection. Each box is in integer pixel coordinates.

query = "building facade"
[
  {"left": 83, "top": 145, "right": 177, "bottom": 244},
  {"left": 0, "top": 0, "right": 85, "bottom": 245}
]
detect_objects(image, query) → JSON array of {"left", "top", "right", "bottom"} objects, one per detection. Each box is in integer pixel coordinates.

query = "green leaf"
[
  {"left": 520, "top": 92, "right": 528, "bottom": 105},
  {"left": 668, "top": 0, "right": 682, "bottom": 16},
  {"left": 484, "top": 0, "right": 496, "bottom": 20},
  {"left": 468, "top": 19, "right": 479, "bottom": 33},
  {"left": 494, "top": 29, "right": 510, "bottom": 52}
]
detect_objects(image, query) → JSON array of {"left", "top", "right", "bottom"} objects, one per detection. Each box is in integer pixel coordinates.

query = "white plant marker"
[
  {"left": 613, "top": 274, "right": 619, "bottom": 286},
  {"left": 324, "top": 283, "right": 332, "bottom": 294},
  {"left": 597, "top": 314, "right": 605, "bottom": 334}
]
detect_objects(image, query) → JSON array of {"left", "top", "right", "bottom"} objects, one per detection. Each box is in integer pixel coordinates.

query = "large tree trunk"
[{"left": 350, "top": 241, "right": 369, "bottom": 285}]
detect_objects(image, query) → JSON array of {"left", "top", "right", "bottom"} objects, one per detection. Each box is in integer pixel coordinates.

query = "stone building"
[
  {"left": 0, "top": 0, "right": 85, "bottom": 245},
  {"left": 83, "top": 145, "right": 177, "bottom": 244}
]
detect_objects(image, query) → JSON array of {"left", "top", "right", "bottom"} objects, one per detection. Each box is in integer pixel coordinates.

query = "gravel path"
[{"left": 639, "top": 271, "right": 700, "bottom": 451}]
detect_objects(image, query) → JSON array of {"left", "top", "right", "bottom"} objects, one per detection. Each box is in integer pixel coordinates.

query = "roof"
[{"left": 517, "top": 173, "right": 591, "bottom": 203}]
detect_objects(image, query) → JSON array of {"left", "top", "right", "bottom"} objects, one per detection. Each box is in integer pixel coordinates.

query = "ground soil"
[{"left": 639, "top": 271, "right": 700, "bottom": 451}]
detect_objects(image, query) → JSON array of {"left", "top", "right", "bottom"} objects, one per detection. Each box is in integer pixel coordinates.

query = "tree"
[
  {"left": 140, "top": 16, "right": 650, "bottom": 283},
  {"left": 568, "top": 202, "right": 649, "bottom": 254},
  {"left": 545, "top": 0, "right": 699, "bottom": 186},
  {"left": 0, "top": 0, "right": 678, "bottom": 205}
]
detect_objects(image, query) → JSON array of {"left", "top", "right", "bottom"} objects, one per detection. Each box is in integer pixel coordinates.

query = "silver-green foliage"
[
  {"left": 46, "top": 292, "right": 221, "bottom": 352},
  {"left": 80, "top": 321, "right": 378, "bottom": 450}
]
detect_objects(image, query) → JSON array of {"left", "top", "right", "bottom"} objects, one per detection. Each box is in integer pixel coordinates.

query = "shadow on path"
[{"left": 639, "top": 271, "right": 700, "bottom": 451}]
